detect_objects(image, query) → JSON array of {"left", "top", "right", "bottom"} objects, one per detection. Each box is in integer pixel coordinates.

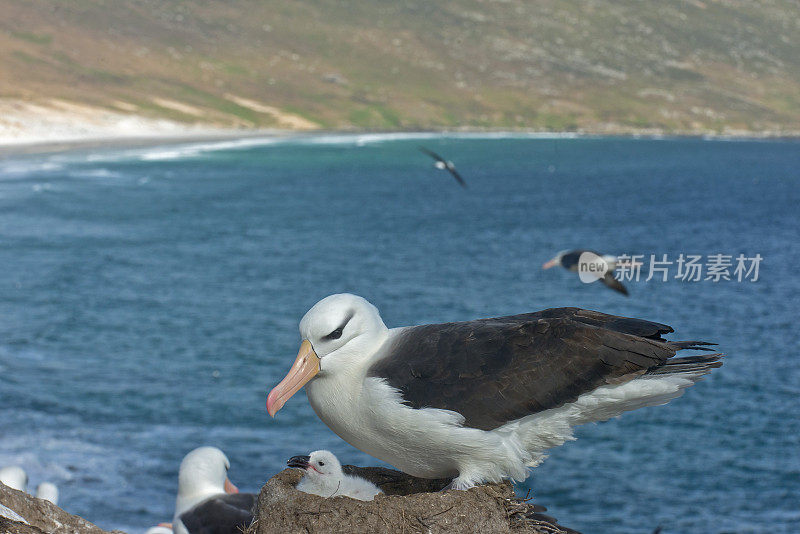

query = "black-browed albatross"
[
  {"left": 543, "top": 249, "right": 634, "bottom": 295},
  {"left": 172, "top": 447, "right": 255, "bottom": 534},
  {"left": 267, "top": 294, "right": 722, "bottom": 489},
  {"left": 418, "top": 146, "right": 467, "bottom": 188}
]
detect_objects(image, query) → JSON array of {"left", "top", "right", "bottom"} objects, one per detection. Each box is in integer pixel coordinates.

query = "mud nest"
[{"left": 248, "top": 466, "right": 578, "bottom": 534}]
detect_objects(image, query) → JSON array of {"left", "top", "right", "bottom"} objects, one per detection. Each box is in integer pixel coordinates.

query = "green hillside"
[{"left": 1, "top": 0, "right": 799, "bottom": 133}]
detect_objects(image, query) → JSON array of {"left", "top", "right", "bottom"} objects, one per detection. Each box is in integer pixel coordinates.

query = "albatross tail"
[
  {"left": 506, "top": 350, "right": 723, "bottom": 467},
  {"left": 568, "top": 352, "right": 723, "bottom": 426}
]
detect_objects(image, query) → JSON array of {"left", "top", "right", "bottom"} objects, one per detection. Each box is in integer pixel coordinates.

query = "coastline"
[
  {"left": 0, "top": 129, "right": 296, "bottom": 158},
  {"left": 1, "top": 102, "right": 798, "bottom": 160},
  {"left": 3, "top": 126, "right": 799, "bottom": 160}
]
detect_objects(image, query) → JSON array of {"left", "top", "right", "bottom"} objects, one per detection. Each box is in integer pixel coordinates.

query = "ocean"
[{"left": 0, "top": 134, "right": 798, "bottom": 533}]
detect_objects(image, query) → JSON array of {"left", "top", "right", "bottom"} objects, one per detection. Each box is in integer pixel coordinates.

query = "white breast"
[{"left": 306, "top": 369, "right": 523, "bottom": 480}]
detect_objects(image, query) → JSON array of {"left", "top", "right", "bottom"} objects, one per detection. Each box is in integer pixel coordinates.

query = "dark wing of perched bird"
[
  {"left": 180, "top": 493, "right": 256, "bottom": 534},
  {"left": 418, "top": 146, "right": 467, "bottom": 188},
  {"left": 369, "top": 307, "right": 721, "bottom": 431},
  {"left": 601, "top": 272, "right": 629, "bottom": 295}
]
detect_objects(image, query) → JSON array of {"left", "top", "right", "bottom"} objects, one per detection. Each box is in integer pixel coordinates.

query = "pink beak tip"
[
  {"left": 225, "top": 478, "right": 239, "bottom": 494},
  {"left": 266, "top": 390, "right": 278, "bottom": 416}
]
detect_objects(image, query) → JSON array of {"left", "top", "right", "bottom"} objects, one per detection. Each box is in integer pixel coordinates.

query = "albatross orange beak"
[
  {"left": 542, "top": 258, "right": 558, "bottom": 269},
  {"left": 224, "top": 478, "right": 239, "bottom": 494},
  {"left": 267, "top": 340, "right": 320, "bottom": 416}
]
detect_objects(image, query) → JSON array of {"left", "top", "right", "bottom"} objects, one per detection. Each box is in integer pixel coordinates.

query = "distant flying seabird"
[
  {"left": 543, "top": 249, "right": 634, "bottom": 295},
  {"left": 267, "top": 294, "right": 722, "bottom": 489},
  {"left": 172, "top": 447, "right": 256, "bottom": 534},
  {"left": 288, "top": 450, "right": 382, "bottom": 501},
  {"left": 419, "top": 146, "right": 467, "bottom": 188}
]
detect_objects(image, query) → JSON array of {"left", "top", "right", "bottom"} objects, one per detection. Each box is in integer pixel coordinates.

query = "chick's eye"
[
  {"left": 318, "top": 461, "right": 325, "bottom": 466},
  {"left": 323, "top": 327, "right": 343, "bottom": 341}
]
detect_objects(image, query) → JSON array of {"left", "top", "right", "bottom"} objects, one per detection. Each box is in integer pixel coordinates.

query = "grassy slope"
[{"left": 0, "top": 0, "right": 798, "bottom": 132}]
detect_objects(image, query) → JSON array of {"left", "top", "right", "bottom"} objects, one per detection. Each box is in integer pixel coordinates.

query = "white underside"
[
  {"left": 307, "top": 366, "right": 706, "bottom": 489},
  {"left": 173, "top": 518, "right": 189, "bottom": 534}
]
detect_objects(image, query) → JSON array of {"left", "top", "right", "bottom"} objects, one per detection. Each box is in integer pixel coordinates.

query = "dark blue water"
[{"left": 0, "top": 134, "right": 798, "bottom": 533}]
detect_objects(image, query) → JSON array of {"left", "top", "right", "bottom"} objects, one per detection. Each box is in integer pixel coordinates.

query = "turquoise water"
[{"left": 0, "top": 134, "right": 798, "bottom": 533}]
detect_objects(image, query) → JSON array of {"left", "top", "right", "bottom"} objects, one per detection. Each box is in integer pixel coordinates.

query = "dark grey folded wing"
[
  {"left": 180, "top": 493, "right": 256, "bottom": 534},
  {"left": 369, "top": 307, "right": 720, "bottom": 431}
]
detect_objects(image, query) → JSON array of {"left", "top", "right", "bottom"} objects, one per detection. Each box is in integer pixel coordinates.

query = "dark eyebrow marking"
[{"left": 322, "top": 311, "right": 355, "bottom": 341}]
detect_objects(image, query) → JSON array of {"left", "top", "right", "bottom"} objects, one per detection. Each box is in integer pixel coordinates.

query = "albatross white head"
[
  {"left": 542, "top": 250, "right": 569, "bottom": 270},
  {"left": 174, "top": 447, "right": 239, "bottom": 520},
  {"left": 267, "top": 293, "right": 389, "bottom": 416}
]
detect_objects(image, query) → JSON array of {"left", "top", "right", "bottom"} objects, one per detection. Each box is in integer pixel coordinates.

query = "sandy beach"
[{"left": 0, "top": 98, "right": 298, "bottom": 157}]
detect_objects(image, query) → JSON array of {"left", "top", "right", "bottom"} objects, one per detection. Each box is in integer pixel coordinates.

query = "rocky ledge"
[{"left": 0, "top": 482, "right": 120, "bottom": 534}]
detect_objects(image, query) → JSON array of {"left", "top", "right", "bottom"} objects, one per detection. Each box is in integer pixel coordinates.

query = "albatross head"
[
  {"left": 175, "top": 446, "right": 238, "bottom": 516},
  {"left": 542, "top": 250, "right": 569, "bottom": 269},
  {"left": 267, "top": 293, "right": 388, "bottom": 416}
]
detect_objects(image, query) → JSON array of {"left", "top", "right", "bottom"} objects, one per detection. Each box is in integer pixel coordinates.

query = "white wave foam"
[
  {"left": 0, "top": 161, "right": 64, "bottom": 176},
  {"left": 294, "top": 131, "right": 581, "bottom": 146},
  {"left": 137, "top": 137, "right": 282, "bottom": 161},
  {"left": 69, "top": 168, "right": 124, "bottom": 179},
  {"left": 31, "top": 183, "right": 53, "bottom": 193},
  {"left": 89, "top": 132, "right": 587, "bottom": 162}
]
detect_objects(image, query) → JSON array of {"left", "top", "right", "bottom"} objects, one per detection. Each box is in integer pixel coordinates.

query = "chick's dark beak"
[{"left": 287, "top": 455, "right": 311, "bottom": 469}]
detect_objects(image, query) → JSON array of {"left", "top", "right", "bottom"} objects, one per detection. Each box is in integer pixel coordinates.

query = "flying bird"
[
  {"left": 419, "top": 146, "right": 467, "bottom": 188},
  {"left": 543, "top": 249, "right": 637, "bottom": 295},
  {"left": 268, "top": 294, "right": 722, "bottom": 489},
  {"left": 288, "top": 450, "right": 382, "bottom": 501},
  {"left": 172, "top": 447, "right": 256, "bottom": 534}
]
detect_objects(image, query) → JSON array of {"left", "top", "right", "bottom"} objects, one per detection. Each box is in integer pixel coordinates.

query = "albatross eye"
[
  {"left": 318, "top": 461, "right": 325, "bottom": 466},
  {"left": 323, "top": 327, "right": 343, "bottom": 341},
  {"left": 320, "top": 312, "right": 354, "bottom": 342}
]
